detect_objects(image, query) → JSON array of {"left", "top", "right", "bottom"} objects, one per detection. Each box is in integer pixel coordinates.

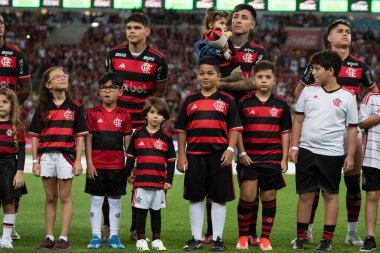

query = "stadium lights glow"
[{"left": 92, "top": 22, "right": 99, "bottom": 27}]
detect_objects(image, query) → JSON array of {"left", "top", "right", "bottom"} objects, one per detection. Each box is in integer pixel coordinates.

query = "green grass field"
[{"left": 0, "top": 174, "right": 374, "bottom": 252}]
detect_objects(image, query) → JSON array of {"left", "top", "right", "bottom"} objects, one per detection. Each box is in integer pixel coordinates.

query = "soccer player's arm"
[
  {"left": 343, "top": 95, "right": 359, "bottom": 172},
  {"left": 154, "top": 56, "right": 168, "bottom": 97},
  {"left": 85, "top": 111, "right": 97, "bottom": 180},
  {"left": 219, "top": 77, "right": 254, "bottom": 91},
  {"left": 17, "top": 52, "right": 31, "bottom": 105},
  {"left": 73, "top": 105, "right": 89, "bottom": 176},
  {"left": 125, "top": 133, "right": 137, "bottom": 178},
  {"left": 14, "top": 125, "right": 25, "bottom": 189},
  {"left": 105, "top": 50, "right": 114, "bottom": 72},
  {"left": 361, "top": 63, "right": 378, "bottom": 93},
  {"left": 164, "top": 136, "right": 177, "bottom": 190},
  {"left": 290, "top": 89, "right": 307, "bottom": 163},
  {"left": 123, "top": 112, "right": 133, "bottom": 151},
  {"left": 280, "top": 102, "right": 292, "bottom": 173},
  {"left": 29, "top": 109, "right": 42, "bottom": 176},
  {"left": 174, "top": 100, "right": 188, "bottom": 173},
  {"left": 236, "top": 98, "right": 253, "bottom": 166},
  {"left": 359, "top": 96, "right": 380, "bottom": 129},
  {"left": 295, "top": 65, "right": 314, "bottom": 100}
]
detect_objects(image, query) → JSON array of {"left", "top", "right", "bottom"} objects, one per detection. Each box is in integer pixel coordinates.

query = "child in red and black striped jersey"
[
  {"left": 29, "top": 67, "right": 88, "bottom": 250},
  {"left": 0, "top": 89, "right": 25, "bottom": 249},
  {"left": 126, "top": 97, "right": 176, "bottom": 251},
  {"left": 236, "top": 61, "right": 292, "bottom": 251},
  {"left": 175, "top": 56, "right": 243, "bottom": 251},
  {"left": 85, "top": 72, "right": 132, "bottom": 249}
]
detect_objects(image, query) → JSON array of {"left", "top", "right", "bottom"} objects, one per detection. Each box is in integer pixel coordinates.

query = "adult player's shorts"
[
  {"left": 296, "top": 148, "right": 344, "bottom": 194},
  {"left": 0, "top": 158, "right": 22, "bottom": 201},
  {"left": 184, "top": 150, "right": 235, "bottom": 203},
  {"left": 239, "top": 163, "right": 286, "bottom": 191},
  {"left": 132, "top": 187, "right": 166, "bottom": 210},
  {"left": 85, "top": 169, "right": 127, "bottom": 196},
  {"left": 40, "top": 152, "right": 74, "bottom": 179},
  {"left": 362, "top": 166, "right": 380, "bottom": 191}
]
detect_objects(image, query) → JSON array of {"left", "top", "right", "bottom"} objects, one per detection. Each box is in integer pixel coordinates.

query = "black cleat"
[
  {"left": 316, "top": 239, "right": 332, "bottom": 251},
  {"left": 183, "top": 237, "right": 203, "bottom": 251},
  {"left": 210, "top": 237, "right": 226, "bottom": 251},
  {"left": 292, "top": 238, "right": 307, "bottom": 250},
  {"left": 360, "top": 236, "right": 377, "bottom": 252}
]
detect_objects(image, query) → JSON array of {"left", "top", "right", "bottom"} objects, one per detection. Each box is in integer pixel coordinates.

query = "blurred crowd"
[{"left": 2, "top": 10, "right": 380, "bottom": 129}]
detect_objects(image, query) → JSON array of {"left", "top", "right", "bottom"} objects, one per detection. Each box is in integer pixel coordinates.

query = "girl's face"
[
  {"left": 46, "top": 69, "right": 69, "bottom": 91},
  {"left": 146, "top": 105, "right": 165, "bottom": 129},
  {"left": 0, "top": 94, "right": 11, "bottom": 120},
  {"left": 211, "top": 17, "right": 228, "bottom": 32}
]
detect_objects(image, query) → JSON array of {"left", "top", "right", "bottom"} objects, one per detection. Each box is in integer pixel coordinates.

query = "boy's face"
[
  {"left": 232, "top": 9, "right": 255, "bottom": 36},
  {"left": 328, "top": 24, "right": 351, "bottom": 48},
  {"left": 197, "top": 64, "right": 221, "bottom": 91},
  {"left": 312, "top": 64, "right": 333, "bottom": 86},
  {"left": 99, "top": 80, "right": 122, "bottom": 105},
  {"left": 254, "top": 69, "right": 276, "bottom": 94},
  {"left": 126, "top": 21, "right": 150, "bottom": 45},
  {"left": 211, "top": 17, "right": 228, "bottom": 32},
  {"left": 146, "top": 105, "right": 165, "bottom": 128}
]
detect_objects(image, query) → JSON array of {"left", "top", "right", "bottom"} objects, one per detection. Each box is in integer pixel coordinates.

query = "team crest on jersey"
[
  {"left": 6, "top": 129, "right": 12, "bottom": 137},
  {"left": 333, "top": 98, "right": 342, "bottom": 107},
  {"left": 113, "top": 117, "right": 122, "bottom": 128},
  {"left": 154, "top": 139, "right": 163, "bottom": 150},
  {"left": 141, "top": 63, "right": 152, "bottom": 74},
  {"left": 1, "top": 57, "right": 12, "bottom": 68},
  {"left": 243, "top": 53, "right": 253, "bottom": 63},
  {"left": 346, "top": 67, "right": 357, "bottom": 78},
  {"left": 270, "top": 107, "right": 279, "bottom": 117},
  {"left": 213, "top": 100, "right": 226, "bottom": 113},
  {"left": 64, "top": 109, "right": 73, "bottom": 120}
]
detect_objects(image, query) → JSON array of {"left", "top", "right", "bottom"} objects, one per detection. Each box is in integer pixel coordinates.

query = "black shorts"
[
  {"left": 362, "top": 166, "right": 380, "bottom": 191},
  {"left": 85, "top": 169, "right": 127, "bottom": 197},
  {"left": 0, "top": 159, "right": 22, "bottom": 201},
  {"left": 239, "top": 163, "right": 286, "bottom": 191},
  {"left": 296, "top": 148, "right": 344, "bottom": 194},
  {"left": 184, "top": 151, "right": 235, "bottom": 203}
]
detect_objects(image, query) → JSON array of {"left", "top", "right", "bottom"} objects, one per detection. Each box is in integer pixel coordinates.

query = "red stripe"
[
  {"left": 187, "top": 136, "right": 227, "bottom": 144},
  {"left": 137, "top": 156, "right": 166, "bottom": 164},
  {"left": 18, "top": 75, "right": 31, "bottom": 80},
  {"left": 247, "top": 150, "right": 283, "bottom": 155},
  {"left": 0, "top": 76, "right": 17, "bottom": 84},
  {"left": 135, "top": 182, "right": 164, "bottom": 188},
  {"left": 187, "top": 151, "right": 212, "bottom": 155},
  {"left": 243, "top": 137, "right": 281, "bottom": 144},
  {"left": 28, "top": 132, "right": 40, "bottom": 137},
  {"left": 39, "top": 142, "right": 73, "bottom": 149},
  {"left": 245, "top": 124, "right": 280, "bottom": 132},
  {"left": 135, "top": 170, "right": 166, "bottom": 177},
  {"left": 187, "top": 100, "right": 229, "bottom": 116},
  {"left": 135, "top": 138, "right": 168, "bottom": 150},
  {"left": 118, "top": 95, "right": 146, "bottom": 104},
  {"left": 188, "top": 120, "right": 227, "bottom": 130},
  {"left": 112, "top": 58, "right": 158, "bottom": 75},
  {"left": 42, "top": 127, "right": 73, "bottom": 136},
  {"left": 243, "top": 107, "right": 284, "bottom": 118}
]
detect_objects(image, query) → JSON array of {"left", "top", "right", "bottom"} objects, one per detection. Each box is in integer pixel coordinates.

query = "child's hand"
[
  {"left": 127, "top": 169, "right": 136, "bottom": 184},
  {"left": 32, "top": 162, "right": 40, "bottom": 177},
  {"left": 164, "top": 183, "right": 172, "bottom": 190},
  {"left": 176, "top": 155, "right": 188, "bottom": 173},
  {"left": 343, "top": 154, "right": 354, "bottom": 173},
  {"left": 281, "top": 159, "right": 288, "bottom": 173},
  {"left": 74, "top": 160, "right": 83, "bottom": 176},
  {"left": 239, "top": 154, "right": 253, "bottom": 167},
  {"left": 86, "top": 163, "right": 97, "bottom": 180},
  {"left": 289, "top": 150, "right": 298, "bottom": 163},
  {"left": 13, "top": 171, "right": 24, "bottom": 190},
  {"left": 221, "top": 149, "right": 233, "bottom": 167}
]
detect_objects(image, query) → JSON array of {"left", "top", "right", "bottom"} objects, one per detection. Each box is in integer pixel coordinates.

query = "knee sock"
[
  {"left": 261, "top": 199, "right": 276, "bottom": 239},
  {"left": 237, "top": 199, "right": 255, "bottom": 237},
  {"left": 136, "top": 208, "right": 148, "bottom": 240},
  {"left": 344, "top": 175, "right": 361, "bottom": 231},
  {"left": 322, "top": 225, "right": 336, "bottom": 241},
  {"left": 211, "top": 202, "right": 226, "bottom": 240},
  {"left": 248, "top": 195, "right": 259, "bottom": 237},
  {"left": 108, "top": 197, "right": 121, "bottom": 236},
  {"left": 150, "top": 209, "right": 161, "bottom": 240},
  {"left": 189, "top": 201, "right": 204, "bottom": 241},
  {"left": 297, "top": 222, "right": 309, "bottom": 239},
  {"left": 2, "top": 214, "right": 15, "bottom": 239},
  {"left": 90, "top": 195, "right": 105, "bottom": 237}
]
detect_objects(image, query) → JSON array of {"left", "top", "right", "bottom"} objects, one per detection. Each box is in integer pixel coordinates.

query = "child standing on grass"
[
  {"left": 358, "top": 91, "right": 380, "bottom": 252},
  {"left": 126, "top": 97, "right": 176, "bottom": 251},
  {"left": 85, "top": 72, "right": 132, "bottom": 249},
  {"left": 175, "top": 56, "right": 242, "bottom": 251},
  {"left": 0, "top": 89, "right": 25, "bottom": 249},
  {"left": 29, "top": 67, "right": 88, "bottom": 250}
]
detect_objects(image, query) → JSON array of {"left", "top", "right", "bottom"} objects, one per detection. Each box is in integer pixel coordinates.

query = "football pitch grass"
[{"left": 0, "top": 174, "right": 373, "bottom": 252}]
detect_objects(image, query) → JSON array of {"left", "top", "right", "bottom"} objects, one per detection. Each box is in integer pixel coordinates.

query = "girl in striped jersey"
[
  {"left": 0, "top": 88, "right": 25, "bottom": 249},
  {"left": 29, "top": 67, "right": 88, "bottom": 250}
]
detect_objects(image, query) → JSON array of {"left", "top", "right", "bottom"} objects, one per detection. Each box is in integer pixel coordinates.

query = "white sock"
[
  {"left": 108, "top": 197, "right": 121, "bottom": 237},
  {"left": 308, "top": 223, "right": 313, "bottom": 233},
  {"left": 211, "top": 202, "right": 226, "bottom": 240},
  {"left": 90, "top": 195, "right": 104, "bottom": 237},
  {"left": 2, "top": 214, "right": 15, "bottom": 239},
  {"left": 189, "top": 201, "right": 204, "bottom": 241},
  {"left": 59, "top": 235, "right": 68, "bottom": 241},
  {"left": 348, "top": 222, "right": 358, "bottom": 233},
  {"left": 46, "top": 235, "right": 54, "bottom": 241}
]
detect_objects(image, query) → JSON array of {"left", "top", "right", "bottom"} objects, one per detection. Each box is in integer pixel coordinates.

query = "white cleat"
[
  {"left": 136, "top": 239, "right": 150, "bottom": 251},
  {"left": 152, "top": 239, "right": 167, "bottom": 251},
  {"left": 345, "top": 231, "right": 364, "bottom": 246}
]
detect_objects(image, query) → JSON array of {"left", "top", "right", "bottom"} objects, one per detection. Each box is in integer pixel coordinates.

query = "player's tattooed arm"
[{"left": 218, "top": 78, "right": 254, "bottom": 91}]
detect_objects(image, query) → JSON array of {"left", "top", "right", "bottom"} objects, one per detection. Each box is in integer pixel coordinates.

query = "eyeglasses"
[
  {"left": 47, "top": 74, "right": 69, "bottom": 83},
  {"left": 99, "top": 85, "right": 119, "bottom": 92}
]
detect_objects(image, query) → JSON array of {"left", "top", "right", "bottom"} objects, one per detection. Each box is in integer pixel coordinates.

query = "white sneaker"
[
  {"left": 136, "top": 239, "right": 150, "bottom": 251},
  {"left": 345, "top": 231, "right": 364, "bottom": 246},
  {"left": 1, "top": 236, "right": 13, "bottom": 249},
  {"left": 152, "top": 239, "right": 167, "bottom": 251}
]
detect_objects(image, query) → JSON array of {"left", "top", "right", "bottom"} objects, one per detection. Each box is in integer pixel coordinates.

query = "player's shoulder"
[
  {"left": 160, "top": 129, "right": 172, "bottom": 139},
  {"left": 87, "top": 105, "right": 101, "bottom": 113},
  {"left": 347, "top": 54, "right": 365, "bottom": 64},
  {"left": 183, "top": 91, "right": 199, "bottom": 102},
  {"left": 134, "top": 127, "right": 144, "bottom": 134},
  {"left": 110, "top": 44, "right": 127, "bottom": 52},
  {"left": 273, "top": 95, "right": 288, "bottom": 103},
  {"left": 4, "top": 43, "right": 22, "bottom": 53},
  {"left": 219, "top": 90, "right": 235, "bottom": 101},
  {"left": 69, "top": 99, "right": 82, "bottom": 108},
  {"left": 147, "top": 45, "right": 165, "bottom": 59},
  {"left": 248, "top": 41, "right": 265, "bottom": 49},
  {"left": 362, "top": 91, "right": 380, "bottom": 105},
  {"left": 341, "top": 86, "right": 356, "bottom": 96},
  {"left": 239, "top": 93, "right": 254, "bottom": 104}
]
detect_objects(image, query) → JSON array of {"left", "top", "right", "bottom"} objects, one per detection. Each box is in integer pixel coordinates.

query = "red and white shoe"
[
  {"left": 236, "top": 236, "right": 248, "bottom": 250},
  {"left": 259, "top": 238, "right": 272, "bottom": 251},
  {"left": 201, "top": 234, "right": 212, "bottom": 245},
  {"left": 248, "top": 236, "right": 260, "bottom": 246}
]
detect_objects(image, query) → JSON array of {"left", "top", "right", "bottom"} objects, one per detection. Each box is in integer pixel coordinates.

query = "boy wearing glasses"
[{"left": 85, "top": 72, "right": 132, "bottom": 249}]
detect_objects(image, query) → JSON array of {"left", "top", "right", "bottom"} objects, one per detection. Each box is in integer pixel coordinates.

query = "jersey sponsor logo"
[
  {"left": 141, "top": 62, "right": 153, "bottom": 74},
  {"left": 243, "top": 48, "right": 256, "bottom": 53},
  {"left": 346, "top": 61, "right": 358, "bottom": 67},
  {"left": 1, "top": 51, "right": 13, "bottom": 55},
  {"left": 124, "top": 83, "right": 147, "bottom": 94},
  {"left": 64, "top": 109, "right": 73, "bottom": 120},
  {"left": 1, "top": 56, "right": 12, "bottom": 68},
  {"left": 333, "top": 98, "right": 342, "bottom": 107},
  {"left": 154, "top": 139, "right": 163, "bottom": 150},
  {"left": 97, "top": 118, "right": 104, "bottom": 124},
  {"left": 6, "top": 129, "right": 12, "bottom": 136},
  {"left": 113, "top": 117, "right": 122, "bottom": 128},
  {"left": 213, "top": 100, "right": 226, "bottom": 113},
  {"left": 115, "top": 53, "right": 126, "bottom": 57},
  {"left": 138, "top": 141, "right": 145, "bottom": 146},
  {"left": 118, "top": 63, "right": 126, "bottom": 69},
  {"left": 270, "top": 107, "right": 279, "bottom": 117},
  {"left": 143, "top": 56, "right": 155, "bottom": 61},
  {"left": 19, "top": 59, "right": 24, "bottom": 75},
  {"left": 242, "top": 53, "right": 253, "bottom": 63},
  {"left": 346, "top": 67, "right": 358, "bottom": 78},
  {"left": 365, "top": 70, "right": 374, "bottom": 84}
]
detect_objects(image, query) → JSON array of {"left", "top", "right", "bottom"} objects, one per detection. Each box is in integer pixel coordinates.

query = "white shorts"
[
  {"left": 343, "top": 127, "right": 361, "bottom": 154},
  {"left": 40, "top": 152, "right": 74, "bottom": 179},
  {"left": 132, "top": 187, "right": 166, "bottom": 210}
]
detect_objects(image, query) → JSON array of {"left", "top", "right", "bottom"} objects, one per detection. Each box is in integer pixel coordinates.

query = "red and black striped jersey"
[
  {"left": 29, "top": 98, "right": 88, "bottom": 157},
  {"left": 126, "top": 127, "right": 176, "bottom": 188},
  {"left": 300, "top": 54, "right": 376, "bottom": 95},
  {"left": 221, "top": 40, "right": 268, "bottom": 102},
  {"left": 86, "top": 104, "right": 132, "bottom": 170},
  {"left": 105, "top": 44, "right": 168, "bottom": 128},
  {"left": 0, "top": 43, "right": 31, "bottom": 93},
  {"left": 174, "top": 90, "right": 243, "bottom": 155},
  {"left": 0, "top": 121, "right": 26, "bottom": 170},
  {"left": 238, "top": 92, "right": 292, "bottom": 164}
]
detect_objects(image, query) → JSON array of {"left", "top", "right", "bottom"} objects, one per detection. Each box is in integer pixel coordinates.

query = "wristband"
[
  {"left": 226, "top": 146, "right": 234, "bottom": 152},
  {"left": 291, "top": 146, "right": 299, "bottom": 151},
  {"left": 238, "top": 152, "right": 247, "bottom": 157},
  {"left": 32, "top": 159, "right": 39, "bottom": 164}
]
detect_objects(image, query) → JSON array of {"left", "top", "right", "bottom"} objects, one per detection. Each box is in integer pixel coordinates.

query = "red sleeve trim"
[{"left": 18, "top": 75, "right": 31, "bottom": 80}]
